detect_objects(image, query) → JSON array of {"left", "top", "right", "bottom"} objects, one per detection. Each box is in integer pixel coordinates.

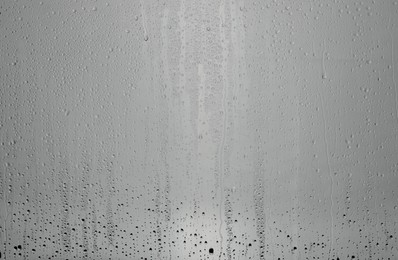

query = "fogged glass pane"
[{"left": 1, "top": 0, "right": 398, "bottom": 259}]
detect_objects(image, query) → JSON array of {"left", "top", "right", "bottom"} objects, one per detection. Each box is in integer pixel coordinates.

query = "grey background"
[{"left": 1, "top": 0, "right": 398, "bottom": 259}]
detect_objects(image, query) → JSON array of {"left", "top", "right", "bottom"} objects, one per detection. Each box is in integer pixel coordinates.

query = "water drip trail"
[
  {"left": 218, "top": 0, "right": 228, "bottom": 258},
  {"left": 389, "top": 16, "right": 398, "bottom": 126},
  {"left": 320, "top": 39, "right": 334, "bottom": 260}
]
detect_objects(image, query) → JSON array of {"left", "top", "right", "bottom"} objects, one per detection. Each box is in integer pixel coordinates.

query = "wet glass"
[{"left": 0, "top": 0, "right": 398, "bottom": 259}]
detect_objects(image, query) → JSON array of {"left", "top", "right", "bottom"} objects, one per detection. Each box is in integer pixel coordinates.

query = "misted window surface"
[{"left": 1, "top": 0, "right": 397, "bottom": 259}]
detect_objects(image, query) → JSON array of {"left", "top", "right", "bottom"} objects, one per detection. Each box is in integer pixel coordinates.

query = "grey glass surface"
[{"left": 1, "top": 0, "right": 398, "bottom": 259}]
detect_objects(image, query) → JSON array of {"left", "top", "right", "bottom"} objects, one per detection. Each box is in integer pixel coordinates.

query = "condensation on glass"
[{"left": 0, "top": 0, "right": 398, "bottom": 259}]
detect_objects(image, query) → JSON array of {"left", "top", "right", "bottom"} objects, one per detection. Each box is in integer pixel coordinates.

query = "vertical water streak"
[
  {"left": 218, "top": 0, "right": 229, "bottom": 258},
  {"left": 320, "top": 39, "right": 334, "bottom": 260}
]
